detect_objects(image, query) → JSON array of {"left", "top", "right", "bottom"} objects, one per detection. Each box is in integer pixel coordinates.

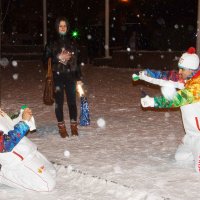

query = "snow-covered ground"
[{"left": 0, "top": 61, "right": 199, "bottom": 200}]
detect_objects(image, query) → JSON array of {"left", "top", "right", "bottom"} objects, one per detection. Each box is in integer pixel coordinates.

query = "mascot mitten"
[{"left": 141, "top": 96, "right": 155, "bottom": 108}]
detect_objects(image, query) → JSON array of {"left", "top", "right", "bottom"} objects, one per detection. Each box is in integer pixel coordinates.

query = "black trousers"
[{"left": 53, "top": 72, "right": 77, "bottom": 123}]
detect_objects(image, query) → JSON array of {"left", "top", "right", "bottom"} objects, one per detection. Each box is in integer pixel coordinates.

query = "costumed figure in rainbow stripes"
[{"left": 133, "top": 47, "right": 200, "bottom": 173}]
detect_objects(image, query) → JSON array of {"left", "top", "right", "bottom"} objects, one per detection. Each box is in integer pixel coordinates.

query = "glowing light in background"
[
  {"left": 71, "top": 30, "right": 80, "bottom": 39},
  {"left": 119, "top": 0, "right": 129, "bottom": 3}
]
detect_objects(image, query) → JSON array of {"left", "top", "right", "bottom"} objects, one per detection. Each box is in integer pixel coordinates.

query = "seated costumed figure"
[{"left": 0, "top": 107, "right": 56, "bottom": 191}]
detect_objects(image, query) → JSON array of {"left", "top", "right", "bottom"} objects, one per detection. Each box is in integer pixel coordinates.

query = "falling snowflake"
[
  {"left": 0, "top": 57, "right": 9, "bottom": 67},
  {"left": 12, "top": 73, "right": 19, "bottom": 80},
  {"left": 97, "top": 118, "right": 106, "bottom": 128},
  {"left": 64, "top": 150, "right": 70, "bottom": 158},
  {"left": 112, "top": 37, "right": 116, "bottom": 41},
  {"left": 87, "top": 35, "right": 92, "bottom": 40},
  {"left": 174, "top": 24, "right": 179, "bottom": 29},
  {"left": 12, "top": 60, "right": 18, "bottom": 67}
]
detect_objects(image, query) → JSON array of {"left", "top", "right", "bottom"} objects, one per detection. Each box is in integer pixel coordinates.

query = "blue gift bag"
[{"left": 79, "top": 96, "right": 90, "bottom": 126}]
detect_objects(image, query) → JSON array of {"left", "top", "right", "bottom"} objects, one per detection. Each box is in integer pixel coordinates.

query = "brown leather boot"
[
  {"left": 58, "top": 121, "right": 69, "bottom": 138},
  {"left": 71, "top": 121, "right": 78, "bottom": 136}
]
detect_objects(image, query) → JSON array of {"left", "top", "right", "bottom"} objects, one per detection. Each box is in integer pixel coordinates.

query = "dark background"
[{"left": 1, "top": 0, "right": 198, "bottom": 58}]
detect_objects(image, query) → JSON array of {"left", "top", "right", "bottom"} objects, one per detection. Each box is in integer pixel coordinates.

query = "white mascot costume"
[
  {"left": 175, "top": 102, "right": 200, "bottom": 173},
  {"left": 0, "top": 111, "right": 56, "bottom": 192},
  {"left": 134, "top": 47, "right": 200, "bottom": 173}
]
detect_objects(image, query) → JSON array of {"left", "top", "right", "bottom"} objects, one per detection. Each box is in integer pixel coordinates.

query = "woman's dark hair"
[{"left": 55, "top": 16, "right": 70, "bottom": 32}]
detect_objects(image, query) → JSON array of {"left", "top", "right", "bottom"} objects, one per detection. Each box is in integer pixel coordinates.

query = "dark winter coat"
[{"left": 44, "top": 34, "right": 82, "bottom": 81}]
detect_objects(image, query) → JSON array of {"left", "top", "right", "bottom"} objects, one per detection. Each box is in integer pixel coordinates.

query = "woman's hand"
[
  {"left": 62, "top": 51, "right": 72, "bottom": 61},
  {"left": 58, "top": 49, "right": 72, "bottom": 62},
  {"left": 22, "top": 108, "right": 32, "bottom": 121}
]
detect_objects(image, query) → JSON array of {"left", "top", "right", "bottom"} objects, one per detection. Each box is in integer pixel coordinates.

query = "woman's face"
[
  {"left": 58, "top": 20, "right": 67, "bottom": 35},
  {"left": 179, "top": 68, "right": 194, "bottom": 80}
]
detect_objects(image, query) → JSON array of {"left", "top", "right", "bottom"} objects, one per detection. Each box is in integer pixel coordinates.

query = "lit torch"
[
  {"left": 77, "top": 83, "right": 84, "bottom": 97},
  {"left": 77, "top": 83, "right": 90, "bottom": 126}
]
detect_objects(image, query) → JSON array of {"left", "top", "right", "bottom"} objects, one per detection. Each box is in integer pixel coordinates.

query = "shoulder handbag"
[{"left": 43, "top": 58, "right": 55, "bottom": 105}]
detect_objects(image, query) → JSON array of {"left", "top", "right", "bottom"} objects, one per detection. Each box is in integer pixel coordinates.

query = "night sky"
[{"left": 1, "top": 0, "right": 198, "bottom": 53}]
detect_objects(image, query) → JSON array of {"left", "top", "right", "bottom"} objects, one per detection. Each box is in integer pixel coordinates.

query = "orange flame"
[{"left": 77, "top": 84, "right": 84, "bottom": 97}]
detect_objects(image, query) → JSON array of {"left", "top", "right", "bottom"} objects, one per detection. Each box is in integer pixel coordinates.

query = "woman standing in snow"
[
  {"left": 0, "top": 108, "right": 56, "bottom": 191},
  {"left": 134, "top": 47, "right": 200, "bottom": 173},
  {"left": 44, "top": 16, "right": 83, "bottom": 138}
]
